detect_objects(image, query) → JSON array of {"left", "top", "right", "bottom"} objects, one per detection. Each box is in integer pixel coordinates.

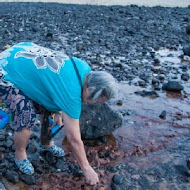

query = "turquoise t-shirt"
[{"left": 0, "top": 42, "right": 91, "bottom": 119}]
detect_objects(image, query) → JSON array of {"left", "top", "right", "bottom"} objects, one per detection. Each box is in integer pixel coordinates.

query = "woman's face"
[{"left": 83, "top": 95, "right": 108, "bottom": 104}]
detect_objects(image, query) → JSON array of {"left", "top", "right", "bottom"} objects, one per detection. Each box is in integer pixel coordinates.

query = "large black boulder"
[{"left": 80, "top": 103, "right": 122, "bottom": 139}]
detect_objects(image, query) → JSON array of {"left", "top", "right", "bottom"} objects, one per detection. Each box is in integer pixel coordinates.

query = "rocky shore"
[{"left": 0, "top": 2, "right": 190, "bottom": 190}]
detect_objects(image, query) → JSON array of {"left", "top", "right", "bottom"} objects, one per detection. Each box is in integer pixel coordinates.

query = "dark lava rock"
[
  {"left": 186, "top": 24, "right": 190, "bottom": 34},
  {"left": 112, "top": 174, "right": 123, "bottom": 185},
  {"left": 174, "top": 165, "right": 190, "bottom": 177},
  {"left": 0, "top": 182, "right": 6, "bottom": 190},
  {"left": 181, "top": 73, "right": 189, "bottom": 81},
  {"left": 19, "top": 173, "right": 37, "bottom": 185},
  {"left": 159, "top": 110, "right": 167, "bottom": 119},
  {"left": 183, "top": 45, "right": 190, "bottom": 56},
  {"left": 116, "top": 100, "right": 123, "bottom": 106},
  {"left": 69, "top": 164, "right": 83, "bottom": 176},
  {"left": 55, "top": 157, "right": 67, "bottom": 171},
  {"left": 27, "top": 143, "right": 37, "bottom": 154},
  {"left": 162, "top": 81, "right": 184, "bottom": 92},
  {"left": 94, "top": 140, "right": 103, "bottom": 146},
  {"left": 108, "top": 166, "right": 118, "bottom": 173},
  {"left": 134, "top": 90, "right": 159, "bottom": 98},
  {"left": 5, "top": 171, "right": 19, "bottom": 184},
  {"left": 186, "top": 158, "right": 190, "bottom": 169},
  {"left": 111, "top": 183, "right": 121, "bottom": 190},
  {"left": 99, "top": 136, "right": 107, "bottom": 143},
  {"left": 44, "top": 151, "right": 57, "bottom": 165},
  {"left": 0, "top": 134, "right": 6, "bottom": 141},
  {"left": 80, "top": 103, "right": 122, "bottom": 139},
  {"left": 4, "top": 139, "right": 13, "bottom": 148}
]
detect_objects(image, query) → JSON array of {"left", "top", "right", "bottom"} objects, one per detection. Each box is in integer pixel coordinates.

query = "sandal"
[
  {"left": 14, "top": 158, "right": 34, "bottom": 175},
  {"left": 41, "top": 144, "right": 65, "bottom": 157}
]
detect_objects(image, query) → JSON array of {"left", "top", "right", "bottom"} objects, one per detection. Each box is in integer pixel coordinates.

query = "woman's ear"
[{"left": 86, "top": 87, "right": 95, "bottom": 96}]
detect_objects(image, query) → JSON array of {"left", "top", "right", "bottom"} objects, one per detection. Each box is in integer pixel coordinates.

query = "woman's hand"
[{"left": 83, "top": 166, "right": 99, "bottom": 185}]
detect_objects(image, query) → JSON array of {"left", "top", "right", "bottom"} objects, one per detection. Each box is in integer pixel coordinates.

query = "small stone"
[
  {"left": 186, "top": 24, "right": 190, "bottom": 34},
  {"left": 153, "top": 58, "right": 160, "bottom": 66},
  {"left": 0, "top": 181, "right": 6, "bottom": 190},
  {"left": 27, "top": 144, "right": 37, "bottom": 154},
  {"left": 183, "top": 45, "right": 190, "bottom": 56},
  {"left": 159, "top": 110, "right": 166, "bottom": 119},
  {"left": 116, "top": 100, "right": 123, "bottom": 106},
  {"left": 99, "top": 136, "right": 107, "bottom": 143},
  {"left": 76, "top": 45, "right": 83, "bottom": 51},
  {"left": 46, "top": 32, "right": 53, "bottom": 40},
  {"left": 108, "top": 166, "right": 118, "bottom": 173},
  {"left": 112, "top": 174, "right": 123, "bottom": 185},
  {"left": 0, "top": 134, "right": 5, "bottom": 141},
  {"left": 111, "top": 183, "right": 121, "bottom": 190},
  {"left": 181, "top": 73, "right": 189, "bottom": 81},
  {"left": 4, "top": 139, "right": 13, "bottom": 148},
  {"left": 187, "top": 158, "right": 190, "bottom": 169},
  {"left": 3, "top": 45, "right": 11, "bottom": 50},
  {"left": 5, "top": 171, "right": 19, "bottom": 184},
  {"left": 94, "top": 140, "right": 103, "bottom": 146},
  {"left": 19, "top": 173, "right": 37, "bottom": 185}
]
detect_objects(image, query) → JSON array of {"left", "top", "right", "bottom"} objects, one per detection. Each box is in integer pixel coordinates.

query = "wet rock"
[
  {"left": 186, "top": 24, "right": 190, "bottom": 34},
  {"left": 187, "top": 158, "right": 190, "bottom": 169},
  {"left": 69, "top": 164, "right": 83, "bottom": 176},
  {"left": 46, "top": 32, "right": 53, "bottom": 40},
  {"left": 181, "top": 73, "right": 189, "bottom": 81},
  {"left": 153, "top": 58, "right": 160, "bottom": 66},
  {"left": 162, "top": 81, "right": 184, "bottom": 92},
  {"left": 99, "top": 136, "right": 107, "bottom": 143},
  {"left": 44, "top": 151, "right": 57, "bottom": 165},
  {"left": 183, "top": 45, "right": 190, "bottom": 56},
  {"left": 4, "top": 139, "right": 13, "bottom": 148},
  {"left": 80, "top": 103, "right": 122, "bottom": 139},
  {"left": 116, "top": 100, "right": 123, "bottom": 106},
  {"left": 0, "top": 181, "right": 6, "bottom": 190},
  {"left": 159, "top": 110, "right": 167, "bottom": 119},
  {"left": 55, "top": 157, "right": 67, "bottom": 171},
  {"left": 112, "top": 174, "right": 123, "bottom": 185},
  {"left": 5, "top": 170, "right": 19, "bottom": 184},
  {"left": 95, "top": 140, "right": 103, "bottom": 146},
  {"left": 108, "top": 166, "right": 118, "bottom": 173},
  {"left": 111, "top": 183, "right": 121, "bottom": 190},
  {"left": 174, "top": 165, "right": 190, "bottom": 177},
  {"left": 134, "top": 90, "right": 159, "bottom": 98},
  {"left": 138, "top": 80, "right": 146, "bottom": 87},
  {"left": 0, "top": 134, "right": 6, "bottom": 141},
  {"left": 27, "top": 143, "right": 37, "bottom": 154},
  {"left": 19, "top": 173, "right": 37, "bottom": 185}
]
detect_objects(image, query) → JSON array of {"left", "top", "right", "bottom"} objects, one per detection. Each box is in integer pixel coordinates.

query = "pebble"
[
  {"left": 0, "top": 181, "right": 6, "bottom": 190},
  {"left": 159, "top": 110, "right": 167, "bottom": 119},
  {"left": 112, "top": 174, "right": 123, "bottom": 185},
  {"left": 5, "top": 171, "right": 19, "bottom": 184}
]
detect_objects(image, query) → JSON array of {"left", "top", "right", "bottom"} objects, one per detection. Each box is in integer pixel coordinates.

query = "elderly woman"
[{"left": 0, "top": 42, "right": 117, "bottom": 185}]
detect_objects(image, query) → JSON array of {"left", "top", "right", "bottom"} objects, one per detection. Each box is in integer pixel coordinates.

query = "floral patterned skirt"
[{"left": 0, "top": 85, "right": 48, "bottom": 132}]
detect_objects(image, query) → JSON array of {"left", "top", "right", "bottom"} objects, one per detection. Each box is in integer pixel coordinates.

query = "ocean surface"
[{"left": 0, "top": 0, "right": 190, "bottom": 7}]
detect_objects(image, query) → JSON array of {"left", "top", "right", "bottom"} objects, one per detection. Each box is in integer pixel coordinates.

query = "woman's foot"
[
  {"left": 14, "top": 157, "right": 34, "bottom": 175},
  {"left": 41, "top": 144, "right": 65, "bottom": 157}
]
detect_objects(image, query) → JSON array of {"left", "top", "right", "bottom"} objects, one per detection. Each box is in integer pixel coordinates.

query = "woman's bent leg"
[{"left": 14, "top": 128, "right": 32, "bottom": 161}]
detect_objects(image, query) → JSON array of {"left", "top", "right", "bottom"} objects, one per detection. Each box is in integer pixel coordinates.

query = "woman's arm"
[{"left": 62, "top": 112, "right": 99, "bottom": 185}]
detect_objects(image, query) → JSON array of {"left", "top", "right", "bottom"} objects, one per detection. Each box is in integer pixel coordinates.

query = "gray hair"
[{"left": 86, "top": 71, "right": 117, "bottom": 100}]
